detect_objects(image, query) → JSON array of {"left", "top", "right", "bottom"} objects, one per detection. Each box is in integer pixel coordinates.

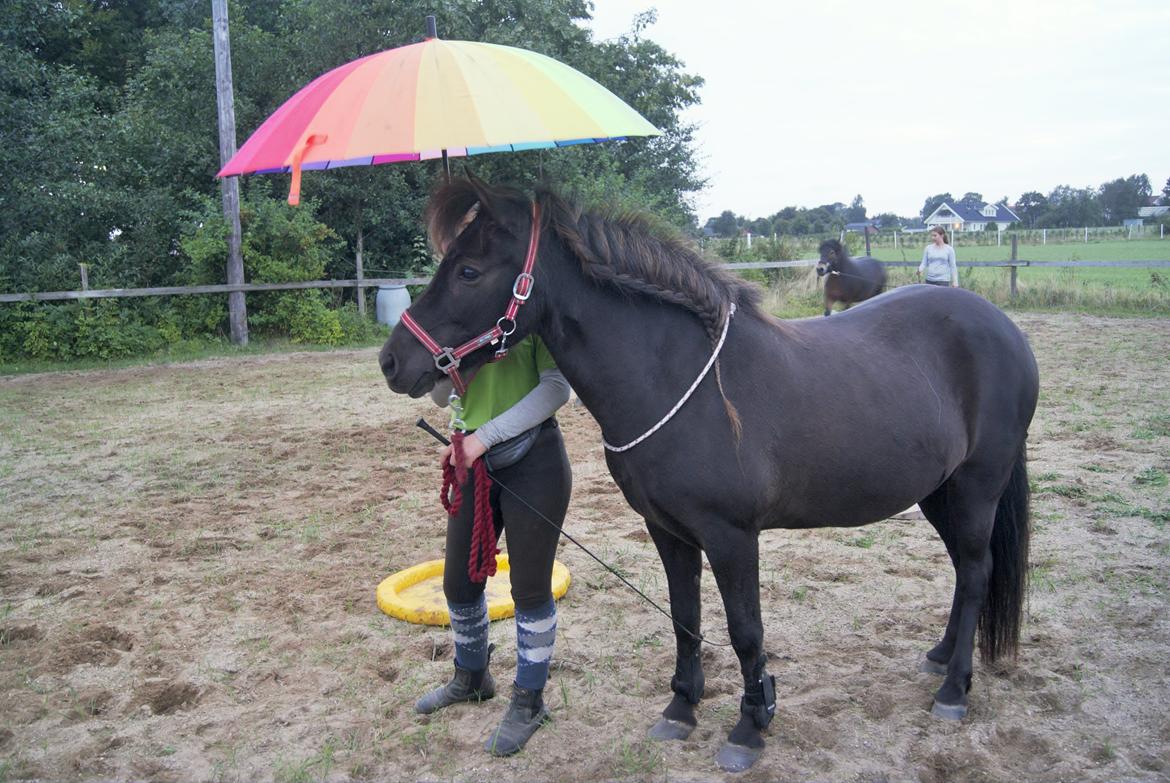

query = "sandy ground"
[{"left": 1, "top": 312, "right": 1168, "bottom": 782}]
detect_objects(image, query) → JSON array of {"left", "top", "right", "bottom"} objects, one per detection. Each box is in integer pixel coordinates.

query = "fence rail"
[
  {"left": 0, "top": 277, "right": 429, "bottom": 304},
  {"left": 2, "top": 260, "right": 1168, "bottom": 305}
]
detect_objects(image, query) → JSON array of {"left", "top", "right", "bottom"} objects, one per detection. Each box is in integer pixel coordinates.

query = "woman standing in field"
[{"left": 918, "top": 226, "right": 959, "bottom": 287}]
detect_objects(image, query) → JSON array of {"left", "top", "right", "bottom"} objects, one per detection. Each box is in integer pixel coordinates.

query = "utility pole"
[{"left": 212, "top": 0, "right": 248, "bottom": 345}]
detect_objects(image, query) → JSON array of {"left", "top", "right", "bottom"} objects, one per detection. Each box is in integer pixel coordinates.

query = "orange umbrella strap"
[{"left": 287, "top": 134, "right": 328, "bottom": 206}]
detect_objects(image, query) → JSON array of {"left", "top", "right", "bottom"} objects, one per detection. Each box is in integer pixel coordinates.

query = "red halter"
[{"left": 399, "top": 202, "right": 542, "bottom": 400}]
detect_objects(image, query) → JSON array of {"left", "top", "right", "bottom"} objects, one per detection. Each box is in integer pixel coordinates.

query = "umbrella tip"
[{"left": 425, "top": 15, "right": 438, "bottom": 39}]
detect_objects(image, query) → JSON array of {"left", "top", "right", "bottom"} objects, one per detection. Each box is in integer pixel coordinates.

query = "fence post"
[
  {"left": 1010, "top": 235, "right": 1018, "bottom": 300},
  {"left": 1084, "top": 226, "right": 1088, "bottom": 243},
  {"left": 1042, "top": 228, "right": 1046, "bottom": 245},
  {"left": 864, "top": 229, "right": 871, "bottom": 256},
  {"left": 212, "top": 0, "right": 248, "bottom": 346},
  {"left": 355, "top": 228, "right": 365, "bottom": 317},
  {"left": 78, "top": 264, "right": 89, "bottom": 292}
]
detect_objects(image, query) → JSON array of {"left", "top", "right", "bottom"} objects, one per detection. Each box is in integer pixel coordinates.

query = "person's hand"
[
  {"left": 951, "top": 282, "right": 959, "bottom": 288},
  {"left": 438, "top": 433, "right": 488, "bottom": 468},
  {"left": 916, "top": 271, "right": 922, "bottom": 282}
]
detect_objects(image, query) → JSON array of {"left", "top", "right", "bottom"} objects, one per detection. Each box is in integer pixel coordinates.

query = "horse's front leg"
[
  {"left": 645, "top": 520, "right": 704, "bottom": 741},
  {"left": 705, "top": 528, "right": 775, "bottom": 772}
]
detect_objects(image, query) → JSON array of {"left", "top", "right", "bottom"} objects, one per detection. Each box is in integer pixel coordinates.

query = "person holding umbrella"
[
  {"left": 215, "top": 16, "right": 659, "bottom": 758},
  {"left": 412, "top": 201, "right": 573, "bottom": 756}
]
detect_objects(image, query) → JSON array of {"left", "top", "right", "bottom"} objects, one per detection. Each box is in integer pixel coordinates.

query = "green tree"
[
  {"left": 845, "top": 195, "right": 866, "bottom": 223},
  {"left": 1098, "top": 174, "right": 1151, "bottom": 224},
  {"left": 1015, "top": 191, "right": 1047, "bottom": 228},
  {"left": 709, "top": 211, "right": 740, "bottom": 238},
  {"left": 920, "top": 193, "right": 954, "bottom": 221},
  {"left": 958, "top": 192, "right": 984, "bottom": 209},
  {"left": 1042, "top": 185, "right": 1103, "bottom": 228}
]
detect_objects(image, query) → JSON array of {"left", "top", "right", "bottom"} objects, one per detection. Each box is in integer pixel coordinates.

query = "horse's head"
[
  {"left": 379, "top": 177, "right": 544, "bottom": 397},
  {"left": 816, "top": 239, "right": 845, "bottom": 277}
]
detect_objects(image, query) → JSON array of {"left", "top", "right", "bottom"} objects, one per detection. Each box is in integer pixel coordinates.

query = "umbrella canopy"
[{"left": 218, "top": 35, "right": 660, "bottom": 203}]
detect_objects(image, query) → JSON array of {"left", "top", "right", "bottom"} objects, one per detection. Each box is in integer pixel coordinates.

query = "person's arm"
[
  {"left": 949, "top": 246, "right": 959, "bottom": 286},
  {"left": 475, "top": 368, "right": 570, "bottom": 448},
  {"left": 918, "top": 246, "right": 928, "bottom": 279}
]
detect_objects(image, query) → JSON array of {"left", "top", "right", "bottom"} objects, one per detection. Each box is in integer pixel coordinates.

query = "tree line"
[
  {"left": 703, "top": 175, "right": 1170, "bottom": 238},
  {"left": 0, "top": 0, "right": 705, "bottom": 360}
]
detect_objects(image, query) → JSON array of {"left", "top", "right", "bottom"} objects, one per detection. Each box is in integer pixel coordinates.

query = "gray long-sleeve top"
[
  {"left": 919, "top": 243, "right": 958, "bottom": 284},
  {"left": 429, "top": 369, "right": 571, "bottom": 448}
]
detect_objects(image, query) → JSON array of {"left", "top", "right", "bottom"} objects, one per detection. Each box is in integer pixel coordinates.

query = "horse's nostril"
[{"left": 380, "top": 352, "right": 396, "bottom": 378}]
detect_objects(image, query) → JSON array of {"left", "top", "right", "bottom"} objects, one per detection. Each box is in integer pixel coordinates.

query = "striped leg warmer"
[
  {"left": 515, "top": 598, "right": 557, "bottom": 690},
  {"left": 448, "top": 595, "right": 489, "bottom": 671}
]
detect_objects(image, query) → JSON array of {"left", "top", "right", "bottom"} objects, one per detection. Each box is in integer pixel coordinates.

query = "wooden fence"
[{"left": 2, "top": 261, "right": 1168, "bottom": 305}]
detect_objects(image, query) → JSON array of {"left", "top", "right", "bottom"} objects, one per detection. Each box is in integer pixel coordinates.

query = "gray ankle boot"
[
  {"left": 483, "top": 683, "right": 549, "bottom": 756},
  {"left": 414, "top": 645, "right": 496, "bottom": 714}
]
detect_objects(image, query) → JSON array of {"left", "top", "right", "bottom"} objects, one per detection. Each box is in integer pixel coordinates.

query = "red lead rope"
[{"left": 440, "top": 432, "right": 498, "bottom": 583}]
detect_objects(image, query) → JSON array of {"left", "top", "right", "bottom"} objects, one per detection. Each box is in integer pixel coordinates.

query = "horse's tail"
[{"left": 978, "top": 444, "right": 1031, "bottom": 662}]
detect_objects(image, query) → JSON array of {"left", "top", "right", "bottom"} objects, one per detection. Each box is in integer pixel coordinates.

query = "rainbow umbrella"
[{"left": 218, "top": 24, "right": 660, "bottom": 204}]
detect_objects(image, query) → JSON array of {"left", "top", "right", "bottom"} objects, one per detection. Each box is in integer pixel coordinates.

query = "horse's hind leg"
[
  {"left": 645, "top": 521, "right": 704, "bottom": 741},
  {"left": 917, "top": 475, "right": 998, "bottom": 720},
  {"left": 918, "top": 487, "right": 959, "bottom": 674},
  {"left": 704, "top": 529, "right": 774, "bottom": 772}
]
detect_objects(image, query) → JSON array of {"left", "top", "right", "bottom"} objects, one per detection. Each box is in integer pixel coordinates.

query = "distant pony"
[{"left": 817, "top": 239, "right": 887, "bottom": 316}]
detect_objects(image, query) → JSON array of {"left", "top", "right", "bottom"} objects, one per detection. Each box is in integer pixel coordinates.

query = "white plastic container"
[{"left": 375, "top": 285, "right": 411, "bottom": 327}]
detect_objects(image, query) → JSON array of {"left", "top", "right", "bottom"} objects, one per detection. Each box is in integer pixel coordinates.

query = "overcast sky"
[{"left": 584, "top": 0, "right": 1170, "bottom": 222}]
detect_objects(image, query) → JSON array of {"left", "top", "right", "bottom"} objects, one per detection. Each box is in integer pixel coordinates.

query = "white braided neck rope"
[{"left": 603, "top": 303, "right": 737, "bottom": 453}]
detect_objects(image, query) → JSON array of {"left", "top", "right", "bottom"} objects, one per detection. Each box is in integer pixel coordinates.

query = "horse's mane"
[{"left": 426, "top": 178, "right": 763, "bottom": 346}]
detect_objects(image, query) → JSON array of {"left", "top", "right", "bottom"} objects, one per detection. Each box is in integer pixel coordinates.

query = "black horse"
[
  {"left": 380, "top": 178, "right": 1039, "bottom": 773},
  {"left": 817, "top": 238, "right": 886, "bottom": 316}
]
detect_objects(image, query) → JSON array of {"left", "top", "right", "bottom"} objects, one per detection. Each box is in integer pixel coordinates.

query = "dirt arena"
[{"left": 1, "top": 312, "right": 1168, "bottom": 782}]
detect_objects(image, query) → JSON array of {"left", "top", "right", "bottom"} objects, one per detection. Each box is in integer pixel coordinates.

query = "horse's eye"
[{"left": 457, "top": 266, "right": 481, "bottom": 282}]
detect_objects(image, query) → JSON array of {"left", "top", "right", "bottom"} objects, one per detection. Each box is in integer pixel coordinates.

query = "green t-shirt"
[{"left": 454, "top": 335, "right": 558, "bottom": 431}]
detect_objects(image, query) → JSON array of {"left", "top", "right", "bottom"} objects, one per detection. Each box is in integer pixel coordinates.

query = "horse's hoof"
[
  {"left": 931, "top": 700, "right": 968, "bottom": 720},
  {"left": 649, "top": 718, "right": 695, "bottom": 741},
  {"left": 919, "top": 656, "right": 948, "bottom": 675},
  {"left": 715, "top": 742, "right": 762, "bottom": 773}
]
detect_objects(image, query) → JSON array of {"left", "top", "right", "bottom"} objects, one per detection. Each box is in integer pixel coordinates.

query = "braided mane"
[
  {"left": 426, "top": 178, "right": 762, "bottom": 346},
  {"left": 537, "top": 188, "right": 762, "bottom": 345}
]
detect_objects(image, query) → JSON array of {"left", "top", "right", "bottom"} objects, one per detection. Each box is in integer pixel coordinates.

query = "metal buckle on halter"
[
  {"left": 512, "top": 272, "right": 535, "bottom": 301},
  {"left": 495, "top": 316, "right": 517, "bottom": 337},
  {"left": 493, "top": 317, "right": 518, "bottom": 360},
  {"left": 434, "top": 348, "right": 460, "bottom": 373}
]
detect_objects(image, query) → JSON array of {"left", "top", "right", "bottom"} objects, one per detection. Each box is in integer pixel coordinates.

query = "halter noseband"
[{"left": 399, "top": 202, "right": 542, "bottom": 410}]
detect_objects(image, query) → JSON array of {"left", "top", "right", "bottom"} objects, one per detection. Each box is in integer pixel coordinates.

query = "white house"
[
  {"left": 924, "top": 201, "right": 1022, "bottom": 232},
  {"left": 1138, "top": 197, "right": 1169, "bottom": 219}
]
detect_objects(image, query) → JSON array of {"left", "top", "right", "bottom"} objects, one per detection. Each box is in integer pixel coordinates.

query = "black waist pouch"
[{"left": 483, "top": 418, "right": 556, "bottom": 471}]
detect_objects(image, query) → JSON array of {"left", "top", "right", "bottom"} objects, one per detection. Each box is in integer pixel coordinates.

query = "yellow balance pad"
[{"left": 377, "top": 554, "right": 571, "bottom": 626}]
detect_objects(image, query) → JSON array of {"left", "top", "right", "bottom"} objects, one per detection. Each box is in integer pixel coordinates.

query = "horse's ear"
[
  {"left": 464, "top": 173, "right": 526, "bottom": 238},
  {"left": 461, "top": 172, "right": 502, "bottom": 231}
]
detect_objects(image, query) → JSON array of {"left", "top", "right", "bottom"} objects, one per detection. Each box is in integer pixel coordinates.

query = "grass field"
[
  {"left": 745, "top": 238, "right": 1170, "bottom": 319},
  {"left": 872, "top": 238, "right": 1169, "bottom": 264},
  {"left": 871, "top": 239, "right": 1170, "bottom": 293}
]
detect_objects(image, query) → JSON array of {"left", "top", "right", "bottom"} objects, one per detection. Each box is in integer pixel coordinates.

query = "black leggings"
[{"left": 443, "top": 419, "right": 572, "bottom": 611}]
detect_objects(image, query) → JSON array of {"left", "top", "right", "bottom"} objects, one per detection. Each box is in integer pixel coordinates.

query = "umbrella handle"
[{"left": 288, "top": 134, "right": 328, "bottom": 206}]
